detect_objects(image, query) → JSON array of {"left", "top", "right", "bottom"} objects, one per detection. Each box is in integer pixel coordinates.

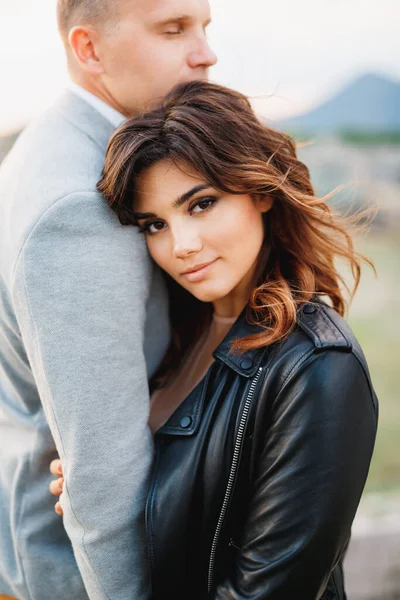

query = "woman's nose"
[{"left": 172, "top": 228, "right": 203, "bottom": 259}]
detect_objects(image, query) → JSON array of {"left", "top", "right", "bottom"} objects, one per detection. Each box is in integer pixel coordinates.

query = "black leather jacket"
[{"left": 146, "top": 302, "right": 378, "bottom": 600}]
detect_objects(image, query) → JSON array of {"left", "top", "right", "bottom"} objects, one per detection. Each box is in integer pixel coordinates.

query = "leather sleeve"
[{"left": 214, "top": 349, "right": 378, "bottom": 600}]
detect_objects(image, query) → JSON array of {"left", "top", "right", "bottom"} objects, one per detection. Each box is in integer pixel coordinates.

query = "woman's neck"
[
  {"left": 212, "top": 259, "right": 259, "bottom": 319},
  {"left": 212, "top": 284, "right": 252, "bottom": 319},
  {"left": 212, "top": 297, "right": 246, "bottom": 320}
]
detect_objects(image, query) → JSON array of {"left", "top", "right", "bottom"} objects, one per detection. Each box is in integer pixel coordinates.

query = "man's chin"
[
  {"left": 183, "top": 73, "right": 209, "bottom": 84},
  {"left": 139, "top": 75, "right": 210, "bottom": 114}
]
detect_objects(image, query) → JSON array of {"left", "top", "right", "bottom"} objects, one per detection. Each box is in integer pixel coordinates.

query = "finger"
[
  {"left": 50, "top": 459, "right": 63, "bottom": 476},
  {"left": 55, "top": 501, "right": 63, "bottom": 517},
  {"left": 49, "top": 477, "right": 64, "bottom": 497}
]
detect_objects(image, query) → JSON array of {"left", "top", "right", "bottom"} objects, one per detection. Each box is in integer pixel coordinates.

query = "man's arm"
[{"left": 13, "top": 192, "right": 155, "bottom": 599}]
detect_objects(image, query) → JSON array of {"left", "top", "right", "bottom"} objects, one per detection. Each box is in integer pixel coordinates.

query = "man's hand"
[{"left": 49, "top": 459, "right": 64, "bottom": 516}]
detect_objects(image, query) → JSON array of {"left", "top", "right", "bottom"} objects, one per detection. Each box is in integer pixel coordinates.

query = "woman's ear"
[{"left": 257, "top": 194, "right": 274, "bottom": 214}]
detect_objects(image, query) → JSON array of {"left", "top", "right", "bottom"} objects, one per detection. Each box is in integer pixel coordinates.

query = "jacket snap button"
[
  {"left": 180, "top": 416, "right": 192, "bottom": 429},
  {"left": 303, "top": 304, "right": 316, "bottom": 314},
  {"left": 240, "top": 358, "right": 253, "bottom": 370}
]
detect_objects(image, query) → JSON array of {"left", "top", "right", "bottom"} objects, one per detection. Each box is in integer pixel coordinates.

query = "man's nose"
[
  {"left": 188, "top": 36, "right": 218, "bottom": 70},
  {"left": 172, "top": 227, "right": 203, "bottom": 259}
]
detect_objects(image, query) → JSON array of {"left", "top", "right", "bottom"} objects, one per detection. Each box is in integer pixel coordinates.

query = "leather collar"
[
  {"left": 156, "top": 302, "right": 352, "bottom": 437},
  {"left": 157, "top": 309, "right": 267, "bottom": 437},
  {"left": 213, "top": 308, "right": 267, "bottom": 378}
]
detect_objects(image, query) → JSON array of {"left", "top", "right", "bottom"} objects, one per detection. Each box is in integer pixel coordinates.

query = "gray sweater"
[{"left": 0, "top": 91, "right": 170, "bottom": 599}]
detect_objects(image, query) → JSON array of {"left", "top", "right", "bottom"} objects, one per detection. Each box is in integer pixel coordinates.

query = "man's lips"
[{"left": 181, "top": 259, "right": 219, "bottom": 282}]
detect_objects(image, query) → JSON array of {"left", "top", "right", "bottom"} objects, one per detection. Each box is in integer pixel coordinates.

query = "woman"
[{"left": 51, "top": 81, "right": 378, "bottom": 599}]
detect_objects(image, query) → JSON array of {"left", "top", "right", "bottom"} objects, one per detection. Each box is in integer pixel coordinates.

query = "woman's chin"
[{"left": 187, "top": 284, "right": 230, "bottom": 304}]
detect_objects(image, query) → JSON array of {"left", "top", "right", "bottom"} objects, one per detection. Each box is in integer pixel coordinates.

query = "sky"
[{"left": 0, "top": 0, "right": 399, "bottom": 134}]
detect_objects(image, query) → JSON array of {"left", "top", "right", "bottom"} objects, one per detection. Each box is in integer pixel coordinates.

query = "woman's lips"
[{"left": 182, "top": 258, "right": 219, "bottom": 282}]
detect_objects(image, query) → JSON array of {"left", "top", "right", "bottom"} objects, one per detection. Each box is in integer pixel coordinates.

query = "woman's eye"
[
  {"left": 191, "top": 198, "right": 217, "bottom": 214},
  {"left": 140, "top": 221, "right": 165, "bottom": 235}
]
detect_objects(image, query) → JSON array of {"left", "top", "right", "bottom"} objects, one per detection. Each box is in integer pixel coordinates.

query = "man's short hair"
[{"left": 57, "top": 0, "right": 117, "bottom": 42}]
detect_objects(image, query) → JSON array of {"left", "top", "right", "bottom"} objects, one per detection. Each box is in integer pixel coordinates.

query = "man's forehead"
[{"left": 123, "top": 0, "right": 211, "bottom": 21}]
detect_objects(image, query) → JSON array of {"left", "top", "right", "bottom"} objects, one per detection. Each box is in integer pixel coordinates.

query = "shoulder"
[
  {"left": 295, "top": 301, "right": 368, "bottom": 373},
  {"left": 265, "top": 300, "right": 367, "bottom": 362},
  {"left": 1, "top": 104, "right": 106, "bottom": 197},
  {"left": 297, "top": 302, "right": 352, "bottom": 350},
  {"left": 0, "top": 92, "right": 114, "bottom": 205},
  {"left": 262, "top": 301, "right": 377, "bottom": 416},
  {"left": 0, "top": 106, "right": 117, "bottom": 284}
]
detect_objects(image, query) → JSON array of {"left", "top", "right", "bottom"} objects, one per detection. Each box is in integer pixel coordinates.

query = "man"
[{"left": 0, "top": 0, "right": 216, "bottom": 598}]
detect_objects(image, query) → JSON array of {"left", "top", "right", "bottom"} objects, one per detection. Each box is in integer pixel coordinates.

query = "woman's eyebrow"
[
  {"left": 173, "top": 184, "right": 210, "bottom": 208},
  {"left": 133, "top": 184, "right": 211, "bottom": 220},
  {"left": 133, "top": 211, "right": 156, "bottom": 220}
]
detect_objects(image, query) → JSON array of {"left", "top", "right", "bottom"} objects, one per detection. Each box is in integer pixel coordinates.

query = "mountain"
[{"left": 279, "top": 73, "right": 400, "bottom": 135}]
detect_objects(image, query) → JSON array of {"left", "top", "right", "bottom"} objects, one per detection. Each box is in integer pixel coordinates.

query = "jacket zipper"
[{"left": 207, "top": 367, "right": 263, "bottom": 594}]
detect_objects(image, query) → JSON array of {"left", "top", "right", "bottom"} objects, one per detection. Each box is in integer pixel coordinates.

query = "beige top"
[{"left": 149, "top": 314, "right": 237, "bottom": 434}]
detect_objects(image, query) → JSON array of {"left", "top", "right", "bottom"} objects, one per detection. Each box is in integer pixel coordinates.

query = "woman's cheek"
[
  {"left": 146, "top": 236, "right": 168, "bottom": 271},
  {"left": 148, "top": 236, "right": 182, "bottom": 285}
]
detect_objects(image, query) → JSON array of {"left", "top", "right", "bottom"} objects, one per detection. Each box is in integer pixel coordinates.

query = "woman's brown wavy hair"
[{"left": 98, "top": 80, "right": 373, "bottom": 385}]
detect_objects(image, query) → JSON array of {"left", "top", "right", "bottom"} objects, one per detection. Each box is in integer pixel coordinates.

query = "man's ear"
[
  {"left": 68, "top": 26, "right": 104, "bottom": 75},
  {"left": 257, "top": 194, "right": 274, "bottom": 214}
]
